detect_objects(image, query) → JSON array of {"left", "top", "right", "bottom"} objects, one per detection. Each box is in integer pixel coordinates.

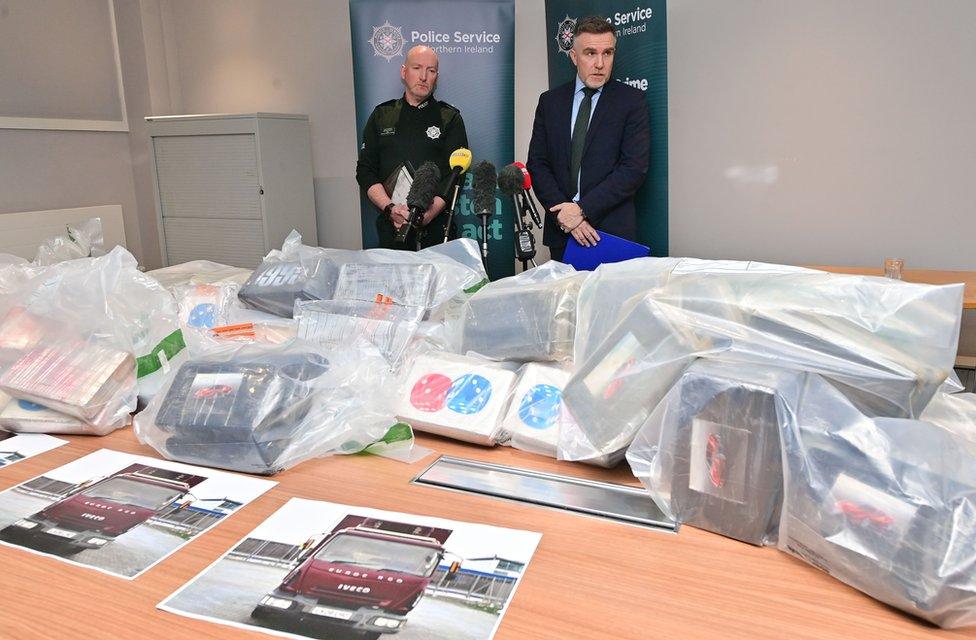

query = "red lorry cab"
[
  {"left": 2, "top": 464, "right": 204, "bottom": 553},
  {"left": 253, "top": 518, "right": 456, "bottom": 638}
]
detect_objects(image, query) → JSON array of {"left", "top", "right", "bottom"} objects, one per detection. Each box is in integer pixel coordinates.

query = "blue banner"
[
  {"left": 349, "top": 0, "right": 515, "bottom": 279},
  {"left": 544, "top": 1, "right": 668, "bottom": 256}
]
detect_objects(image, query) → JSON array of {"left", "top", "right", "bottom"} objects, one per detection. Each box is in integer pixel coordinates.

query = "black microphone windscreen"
[
  {"left": 496, "top": 164, "right": 523, "bottom": 196},
  {"left": 472, "top": 161, "right": 497, "bottom": 216},
  {"left": 406, "top": 161, "right": 441, "bottom": 210}
]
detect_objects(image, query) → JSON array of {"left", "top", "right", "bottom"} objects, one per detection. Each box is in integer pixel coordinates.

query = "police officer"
[{"left": 356, "top": 45, "right": 469, "bottom": 250}]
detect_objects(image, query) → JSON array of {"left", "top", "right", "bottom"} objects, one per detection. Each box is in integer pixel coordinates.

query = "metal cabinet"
[{"left": 146, "top": 113, "right": 317, "bottom": 267}]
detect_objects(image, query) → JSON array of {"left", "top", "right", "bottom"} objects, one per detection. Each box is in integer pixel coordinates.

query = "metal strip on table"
[{"left": 412, "top": 456, "right": 677, "bottom": 532}]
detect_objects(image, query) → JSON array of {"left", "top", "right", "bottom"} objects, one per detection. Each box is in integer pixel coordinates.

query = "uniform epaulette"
[
  {"left": 377, "top": 98, "right": 399, "bottom": 108},
  {"left": 438, "top": 100, "right": 460, "bottom": 114}
]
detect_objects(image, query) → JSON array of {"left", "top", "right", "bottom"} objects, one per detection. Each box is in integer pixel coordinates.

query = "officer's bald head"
[
  {"left": 405, "top": 45, "right": 439, "bottom": 69},
  {"left": 401, "top": 45, "right": 439, "bottom": 105}
]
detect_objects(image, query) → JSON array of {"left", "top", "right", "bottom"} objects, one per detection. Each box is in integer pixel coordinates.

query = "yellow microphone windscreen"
[{"left": 450, "top": 148, "right": 473, "bottom": 172}]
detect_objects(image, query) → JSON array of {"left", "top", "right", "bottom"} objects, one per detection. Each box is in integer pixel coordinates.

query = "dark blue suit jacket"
[{"left": 526, "top": 79, "right": 650, "bottom": 251}]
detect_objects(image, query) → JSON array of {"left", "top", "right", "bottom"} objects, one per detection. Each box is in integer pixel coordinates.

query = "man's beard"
[{"left": 405, "top": 80, "right": 436, "bottom": 98}]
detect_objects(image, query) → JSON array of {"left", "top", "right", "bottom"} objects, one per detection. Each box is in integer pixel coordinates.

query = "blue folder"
[{"left": 563, "top": 231, "right": 650, "bottom": 271}]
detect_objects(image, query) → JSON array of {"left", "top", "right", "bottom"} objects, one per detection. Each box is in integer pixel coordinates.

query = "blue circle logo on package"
[
  {"left": 188, "top": 303, "right": 218, "bottom": 329},
  {"left": 445, "top": 374, "right": 492, "bottom": 415},
  {"left": 518, "top": 384, "right": 562, "bottom": 430},
  {"left": 17, "top": 399, "right": 47, "bottom": 412}
]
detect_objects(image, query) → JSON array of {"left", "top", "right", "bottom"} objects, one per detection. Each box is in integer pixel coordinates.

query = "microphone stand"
[
  {"left": 477, "top": 208, "right": 491, "bottom": 269},
  {"left": 394, "top": 207, "right": 423, "bottom": 247},
  {"left": 512, "top": 194, "right": 537, "bottom": 271},
  {"left": 442, "top": 182, "right": 462, "bottom": 244},
  {"left": 521, "top": 190, "right": 544, "bottom": 229}
]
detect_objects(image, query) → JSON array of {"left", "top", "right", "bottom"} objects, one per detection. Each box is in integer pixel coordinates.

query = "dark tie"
[{"left": 570, "top": 87, "right": 597, "bottom": 190}]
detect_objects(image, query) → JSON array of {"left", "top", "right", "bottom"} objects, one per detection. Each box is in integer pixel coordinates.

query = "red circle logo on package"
[
  {"left": 194, "top": 384, "right": 234, "bottom": 400},
  {"left": 409, "top": 374, "right": 453, "bottom": 412}
]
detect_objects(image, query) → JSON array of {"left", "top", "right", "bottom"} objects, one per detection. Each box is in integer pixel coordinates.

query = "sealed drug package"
[
  {"left": 135, "top": 341, "right": 396, "bottom": 474},
  {"left": 500, "top": 363, "right": 572, "bottom": 457},
  {"left": 396, "top": 352, "right": 517, "bottom": 445},
  {"left": 627, "top": 360, "right": 788, "bottom": 545},
  {"left": 777, "top": 374, "right": 976, "bottom": 628},
  {"left": 459, "top": 262, "right": 582, "bottom": 363}
]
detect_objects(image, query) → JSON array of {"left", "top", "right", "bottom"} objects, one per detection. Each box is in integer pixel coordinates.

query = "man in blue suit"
[{"left": 527, "top": 16, "right": 651, "bottom": 262}]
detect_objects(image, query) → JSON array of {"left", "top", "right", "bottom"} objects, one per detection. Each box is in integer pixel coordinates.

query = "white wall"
[
  {"left": 0, "top": 128, "right": 140, "bottom": 251},
  {"left": 0, "top": 1, "right": 147, "bottom": 263},
  {"left": 668, "top": 0, "right": 976, "bottom": 269},
  {"left": 116, "top": 0, "right": 159, "bottom": 266}
]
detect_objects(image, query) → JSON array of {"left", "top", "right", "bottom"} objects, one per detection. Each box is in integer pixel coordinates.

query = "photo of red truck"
[
  {"left": 251, "top": 516, "right": 458, "bottom": 640},
  {"left": 0, "top": 451, "right": 25, "bottom": 467},
  {"left": 0, "top": 463, "right": 204, "bottom": 555}
]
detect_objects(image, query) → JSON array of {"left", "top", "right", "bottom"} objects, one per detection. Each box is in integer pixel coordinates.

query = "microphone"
[
  {"left": 444, "top": 148, "right": 472, "bottom": 197},
  {"left": 442, "top": 148, "right": 472, "bottom": 243},
  {"left": 498, "top": 164, "right": 537, "bottom": 265},
  {"left": 496, "top": 163, "right": 523, "bottom": 198},
  {"left": 395, "top": 161, "right": 441, "bottom": 244},
  {"left": 513, "top": 162, "right": 543, "bottom": 229},
  {"left": 513, "top": 161, "right": 532, "bottom": 190},
  {"left": 472, "top": 161, "right": 496, "bottom": 260}
]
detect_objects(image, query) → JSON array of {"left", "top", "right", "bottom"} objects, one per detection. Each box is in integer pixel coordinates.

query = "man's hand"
[
  {"left": 390, "top": 204, "right": 410, "bottom": 229},
  {"left": 420, "top": 196, "right": 447, "bottom": 227},
  {"left": 421, "top": 207, "right": 439, "bottom": 227},
  {"left": 550, "top": 202, "right": 584, "bottom": 232},
  {"left": 570, "top": 220, "right": 601, "bottom": 247}
]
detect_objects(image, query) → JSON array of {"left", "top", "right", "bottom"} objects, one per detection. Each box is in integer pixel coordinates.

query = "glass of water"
[{"left": 884, "top": 258, "right": 904, "bottom": 280}]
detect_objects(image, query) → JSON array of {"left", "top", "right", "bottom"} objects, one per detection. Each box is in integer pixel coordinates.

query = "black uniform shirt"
[{"left": 356, "top": 95, "right": 468, "bottom": 248}]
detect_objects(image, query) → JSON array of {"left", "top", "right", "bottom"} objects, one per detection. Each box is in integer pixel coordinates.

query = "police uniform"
[{"left": 356, "top": 95, "right": 468, "bottom": 249}]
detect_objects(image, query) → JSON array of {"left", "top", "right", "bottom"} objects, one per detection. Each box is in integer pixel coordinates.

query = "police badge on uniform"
[{"left": 426, "top": 126, "right": 441, "bottom": 140}]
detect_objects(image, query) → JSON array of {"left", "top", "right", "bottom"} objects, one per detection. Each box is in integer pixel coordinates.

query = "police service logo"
[
  {"left": 426, "top": 126, "right": 441, "bottom": 140},
  {"left": 369, "top": 21, "right": 404, "bottom": 62},
  {"left": 555, "top": 16, "right": 576, "bottom": 55}
]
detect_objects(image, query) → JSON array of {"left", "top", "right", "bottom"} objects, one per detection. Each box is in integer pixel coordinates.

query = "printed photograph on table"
[
  {"left": 0, "top": 433, "right": 68, "bottom": 468},
  {"left": 0, "top": 449, "right": 275, "bottom": 579},
  {"left": 160, "top": 497, "right": 541, "bottom": 640}
]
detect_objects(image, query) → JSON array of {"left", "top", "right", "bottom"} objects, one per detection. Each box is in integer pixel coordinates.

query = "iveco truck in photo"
[
  {"left": 0, "top": 463, "right": 203, "bottom": 554},
  {"left": 252, "top": 516, "right": 458, "bottom": 639}
]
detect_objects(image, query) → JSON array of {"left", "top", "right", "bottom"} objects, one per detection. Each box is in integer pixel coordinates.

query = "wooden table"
[
  {"left": 807, "top": 265, "right": 976, "bottom": 309},
  {"left": 1, "top": 429, "right": 972, "bottom": 640}
]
